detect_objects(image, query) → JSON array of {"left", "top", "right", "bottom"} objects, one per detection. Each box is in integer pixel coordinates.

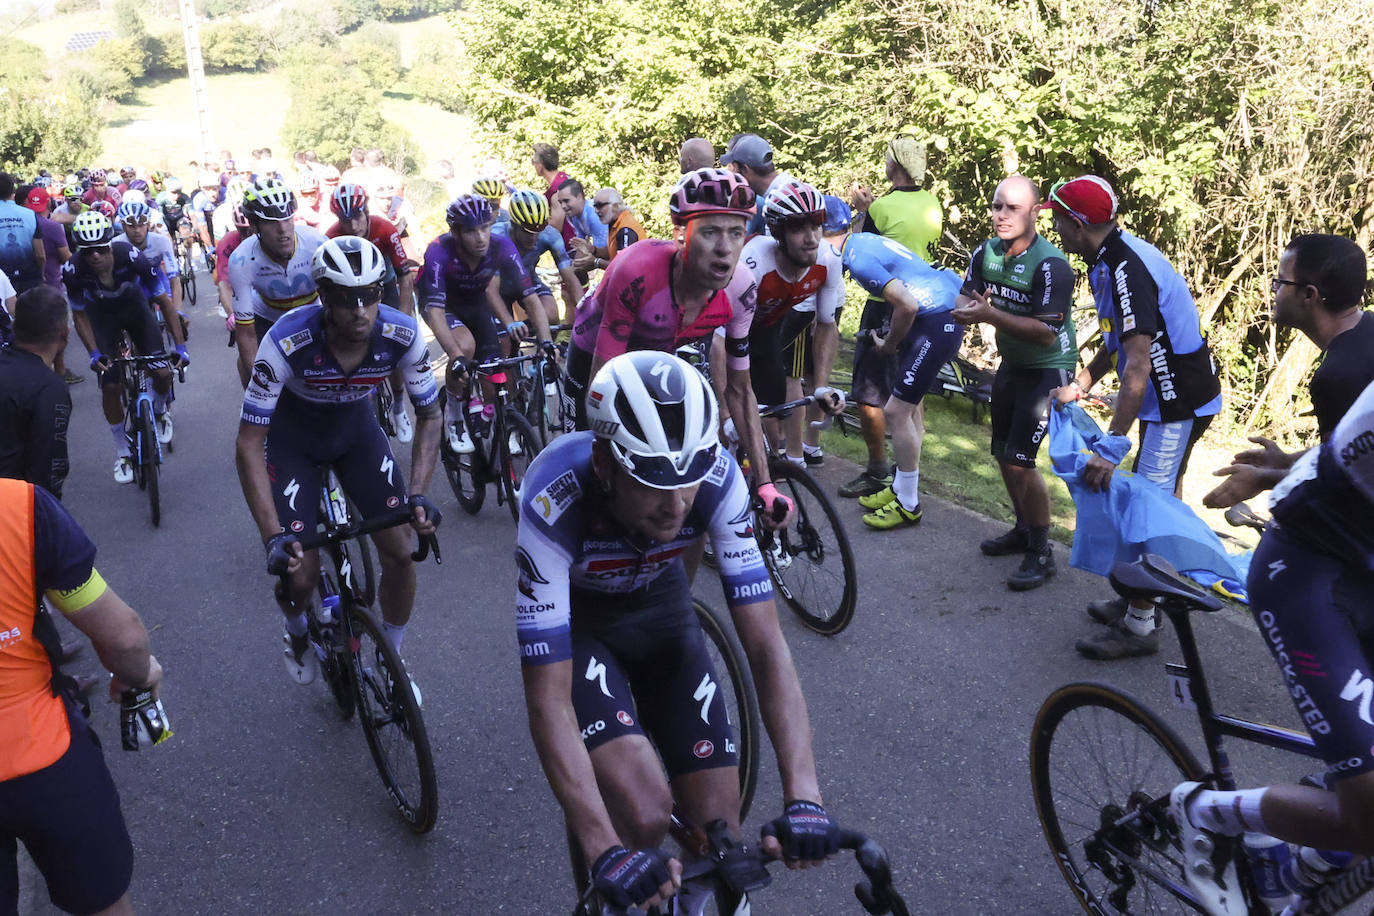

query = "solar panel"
[{"left": 64, "top": 30, "right": 114, "bottom": 53}]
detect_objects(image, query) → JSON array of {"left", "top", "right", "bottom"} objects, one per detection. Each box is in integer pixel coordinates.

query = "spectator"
[
  {"left": 0, "top": 265, "right": 13, "bottom": 344},
  {"left": 0, "top": 173, "right": 46, "bottom": 296},
  {"left": 1048, "top": 174, "right": 1222, "bottom": 660},
  {"left": 530, "top": 142, "right": 573, "bottom": 244},
  {"left": 341, "top": 148, "right": 368, "bottom": 187},
  {"left": 721, "top": 133, "right": 794, "bottom": 236},
  {"left": 582, "top": 188, "right": 644, "bottom": 270},
  {"left": 0, "top": 475, "right": 167, "bottom": 916},
  {"left": 18, "top": 186, "right": 79, "bottom": 384},
  {"left": 837, "top": 136, "right": 944, "bottom": 501},
  {"left": 678, "top": 137, "right": 716, "bottom": 173},
  {"left": 555, "top": 178, "right": 608, "bottom": 283},
  {"left": 0, "top": 287, "right": 73, "bottom": 498}
]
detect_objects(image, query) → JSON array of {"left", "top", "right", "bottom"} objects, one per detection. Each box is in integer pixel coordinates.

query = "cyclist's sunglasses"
[
  {"left": 1047, "top": 181, "right": 1089, "bottom": 225},
  {"left": 615, "top": 442, "right": 719, "bottom": 490},
  {"left": 322, "top": 284, "right": 384, "bottom": 311}
]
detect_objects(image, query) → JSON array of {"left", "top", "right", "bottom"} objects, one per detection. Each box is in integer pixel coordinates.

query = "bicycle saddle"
[{"left": 1108, "top": 553, "right": 1224, "bottom": 611}]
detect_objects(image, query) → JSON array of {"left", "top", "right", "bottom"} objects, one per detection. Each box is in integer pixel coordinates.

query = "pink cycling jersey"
[{"left": 570, "top": 240, "right": 758, "bottom": 370}]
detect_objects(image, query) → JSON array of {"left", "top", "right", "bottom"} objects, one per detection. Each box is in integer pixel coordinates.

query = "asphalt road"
[{"left": 19, "top": 278, "right": 1313, "bottom": 915}]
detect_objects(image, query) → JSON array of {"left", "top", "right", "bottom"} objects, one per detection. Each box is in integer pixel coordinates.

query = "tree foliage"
[
  {"left": 279, "top": 61, "right": 418, "bottom": 172},
  {"left": 201, "top": 21, "right": 271, "bottom": 71},
  {"left": 1, "top": 71, "right": 105, "bottom": 175},
  {"left": 450, "top": 0, "right": 1374, "bottom": 432}
]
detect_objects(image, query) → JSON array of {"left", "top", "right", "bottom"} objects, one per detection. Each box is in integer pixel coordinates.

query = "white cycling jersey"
[{"left": 227, "top": 225, "right": 327, "bottom": 325}]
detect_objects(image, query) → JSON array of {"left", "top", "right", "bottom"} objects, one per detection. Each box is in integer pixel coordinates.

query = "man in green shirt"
[
  {"left": 841, "top": 136, "right": 944, "bottom": 497},
  {"left": 952, "top": 176, "right": 1077, "bottom": 589}
]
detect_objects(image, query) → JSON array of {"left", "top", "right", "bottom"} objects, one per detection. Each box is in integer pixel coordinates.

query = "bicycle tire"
[
  {"left": 341, "top": 495, "right": 378, "bottom": 610},
  {"left": 500, "top": 409, "right": 541, "bottom": 524},
  {"left": 183, "top": 261, "right": 197, "bottom": 305},
  {"left": 349, "top": 605, "right": 438, "bottom": 833},
  {"left": 314, "top": 554, "right": 356, "bottom": 721},
  {"left": 692, "top": 599, "right": 761, "bottom": 821},
  {"left": 1030, "top": 682, "right": 1207, "bottom": 915},
  {"left": 439, "top": 389, "right": 486, "bottom": 514},
  {"left": 137, "top": 398, "right": 161, "bottom": 527},
  {"left": 758, "top": 461, "right": 857, "bottom": 635}
]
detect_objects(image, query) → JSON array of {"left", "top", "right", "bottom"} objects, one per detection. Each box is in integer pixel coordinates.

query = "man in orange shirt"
[{"left": 574, "top": 188, "right": 645, "bottom": 273}]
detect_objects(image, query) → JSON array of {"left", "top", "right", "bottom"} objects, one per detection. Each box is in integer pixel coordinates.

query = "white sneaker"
[
  {"left": 113, "top": 456, "right": 134, "bottom": 484},
  {"left": 282, "top": 631, "right": 319, "bottom": 685},
  {"left": 1168, "top": 782, "right": 1246, "bottom": 915},
  {"left": 508, "top": 430, "right": 523, "bottom": 456},
  {"left": 447, "top": 421, "right": 474, "bottom": 454},
  {"left": 155, "top": 411, "right": 173, "bottom": 445},
  {"left": 393, "top": 408, "right": 414, "bottom": 444}
]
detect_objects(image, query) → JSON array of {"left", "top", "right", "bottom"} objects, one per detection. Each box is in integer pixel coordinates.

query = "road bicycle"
[
  {"left": 571, "top": 813, "right": 911, "bottom": 915},
  {"left": 110, "top": 344, "right": 183, "bottom": 527},
  {"left": 173, "top": 228, "right": 198, "bottom": 306},
  {"left": 511, "top": 327, "right": 573, "bottom": 447},
  {"left": 1031, "top": 552, "right": 1374, "bottom": 914},
  {"left": 275, "top": 504, "right": 441, "bottom": 833},
  {"left": 439, "top": 352, "right": 543, "bottom": 523}
]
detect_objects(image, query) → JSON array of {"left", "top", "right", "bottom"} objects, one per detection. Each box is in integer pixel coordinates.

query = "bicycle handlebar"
[{"left": 110, "top": 353, "right": 187, "bottom": 383}]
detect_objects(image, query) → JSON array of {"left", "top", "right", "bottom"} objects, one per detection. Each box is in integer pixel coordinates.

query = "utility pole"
[{"left": 178, "top": 0, "right": 215, "bottom": 165}]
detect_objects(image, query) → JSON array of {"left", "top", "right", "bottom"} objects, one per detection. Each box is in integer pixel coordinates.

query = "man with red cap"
[{"left": 1048, "top": 174, "right": 1222, "bottom": 660}]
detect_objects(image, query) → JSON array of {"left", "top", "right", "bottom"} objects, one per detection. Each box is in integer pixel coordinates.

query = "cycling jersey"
[
  {"left": 60, "top": 242, "right": 165, "bottom": 314},
  {"left": 1087, "top": 228, "right": 1221, "bottom": 423},
  {"left": 241, "top": 304, "right": 438, "bottom": 426},
  {"left": 155, "top": 190, "right": 189, "bottom": 227},
  {"left": 859, "top": 187, "right": 941, "bottom": 265},
  {"left": 492, "top": 222, "right": 573, "bottom": 275},
  {"left": 417, "top": 232, "right": 538, "bottom": 318},
  {"left": 1311, "top": 311, "right": 1374, "bottom": 440},
  {"left": 227, "top": 225, "right": 328, "bottom": 326},
  {"left": 840, "top": 232, "right": 960, "bottom": 314},
  {"left": 741, "top": 235, "right": 843, "bottom": 327},
  {"left": 326, "top": 214, "right": 409, "bottom": 284},
  {"left": 606, "top": 210, "right": 645, "bottom": 261},
  {"left": 515, "top": 432, "right": 773, "bottom": 667},
  {"left": 80, "top": 187, "right": 121, "bottom": 210},
  {"left": 213, "top": 229, "right": 245, "bottom": 285},
  {"left": 570, "top": 240, "right": 758, "bottom": 371},
  {"left": 189, "top": 191, "right": 218, "bottom": 241},
  {"left": 963, "top": 235, "right": 1077, "bottom": 370},
  {"left": 114, "top": 231, "right": 176, "bottom": 288}
]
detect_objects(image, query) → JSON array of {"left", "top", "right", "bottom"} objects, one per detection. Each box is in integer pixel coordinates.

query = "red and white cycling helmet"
[
  {"left": 669, "top": 169, "right": 756, "bottom": 226},
  {"left": 331, "top": 183, "right": 369, "bottom": 219},
  {"left": 762, "top": 180, "right": 825, "bottom": 232},
  {"left": 296, "top": 171, "right": 319, "bottom": 194}
]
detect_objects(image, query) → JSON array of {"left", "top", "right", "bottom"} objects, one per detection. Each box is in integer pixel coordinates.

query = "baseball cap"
[
  {"left": 721, "top": 134, "right": 774, "bottom": 171},
  {"left": 1047, "top": 175, "right": 1118, "bottom": 225},
  {"left": 22, "top": 188, "right": 48, "bottom": 213}
]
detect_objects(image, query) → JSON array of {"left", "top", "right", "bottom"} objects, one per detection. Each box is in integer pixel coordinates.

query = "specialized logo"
[
  {"left": 694, "top": 672, "right": 717, "bottom": 725},
  {"left": 1340, "top": 669, "right": 1374, "bottom": 727},
  {"left": 693, "top": 740, "right": 715, "bottom": 759},
  {"left": 586, "top": 656, "right": 612, "bottom": 698},
  {"left": 515, "top": 546, "right": 549, "bottom": 600},
  {"left": 534, "top": 469, "right": 581, "bottom": 524},
  {"left": 616, "top": 710, "right": 634, "bottom": 727},
  {"left": 590, "top": 419, "right": 620, "bottom": 437},
  {"left": 649, "top": 359, "right": 681, "bottom": 399},
  {"left": 283, "top": 478, "right": 301, "bottom": 511},
  {"left": 1267, "top": 559, "right": 1286, "bottom": 581},
  {"left": 380, "top": 455, "right": 395, "bottom": 486}
]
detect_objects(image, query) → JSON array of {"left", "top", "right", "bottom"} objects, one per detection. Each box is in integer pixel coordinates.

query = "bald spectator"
[
  {"left": 679, "top": 137, "right": 716, "bottom": 173},
  {"left": 531, "top": 142, "right": 573, "bottom": 244},
  {"left": 579, "top": 189, "right": 644, "bottom": 270},
  {"left": 721, "top": 133, "right": 794, "bottom": 235},
  {"left": 0, "top": 173, "right": 46, "bottom": 297}
]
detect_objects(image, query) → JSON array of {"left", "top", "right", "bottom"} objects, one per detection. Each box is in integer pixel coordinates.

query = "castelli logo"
[
  {"left": 693, "top": 740, "right": 714, "bottom": 759},
  {"left": 386, "top": 496, "right": 400, "bottom": 508},
  {"left": 290, "top": 520, "right": 304, "bottom": 532},
  {"left": 616, "top": 710, "right": 634, "bottom": 727}
]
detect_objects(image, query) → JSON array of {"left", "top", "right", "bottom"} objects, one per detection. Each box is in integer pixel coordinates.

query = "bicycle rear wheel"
[
  {"left": 182, "top": 259, "right": 197, "bottom": 305},
  {"left": 314, "top": 554, "right": 356, "bottom": 721},
  {"left": 349, "top": 606, "right": 437, "bottom": 833},
  {"left": 1031, "top": 682, "right": 1207, "bottom": 915},
  {"left": 500, "top": 410, "right": 540, "bottom": 524},
  {"left": 692, "top": 600, "right": 761, "bottom": 821},
  {"left": 439, "top": 389, "right": 486, "bottom": 514},
  {"left": 137, "top": 398, "right": 161, "bottom": 527},
  {"left": 759, "top": 461, "right": 857, "bottom": 635}
]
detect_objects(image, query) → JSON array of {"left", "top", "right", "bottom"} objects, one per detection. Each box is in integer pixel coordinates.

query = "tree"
[
  {"left": 201, "top": 21, "right": 271, "bottom": 71},
  {"left": 343, "top": 22, "right": 403, "bottom": 89},
  {"left": 0, "top": 81, "right": 104, "bottom": 174},
  {"left": 280, "top": 62, "right": 411, "bottom": 169},
  {"left": 112, "top": 0, "right": 155, "bottom": 73}
]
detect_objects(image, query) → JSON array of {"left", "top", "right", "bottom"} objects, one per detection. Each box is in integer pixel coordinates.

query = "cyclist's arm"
[
  {"left": 399, "top": 329, "right": 442, "bottom": 494},
  {"left": 1106, "top": 333, "right": 1150, "bottom": 438},
  {"left": 557, "top": 265, "right": 584, "bottom": 319},
  {"left": 810, "top": 256, "right": 844, "bottom": 389},
  {"left": 397, "top": 267, "right": 415, "bottom": 316},
  {"left": 62, "top": 583, "right": 158, "bottom": 695},
  {"left": 519, "top": 290, "right": 552, "bottom": 341},
  {"left": 235, "top": 343, "right": 289, "bottom": 540},
  {"left": 72, "top": 311, "right": 97, "bottom": 356},
  {"left": 723, "top": 365, "right": 773, "bottom": 486},
  {"left": 24, "top": 381, "right": 70, "bottom": 498},
  {"left": 880, "top": 280, "right": 920, "bottom": 347}
]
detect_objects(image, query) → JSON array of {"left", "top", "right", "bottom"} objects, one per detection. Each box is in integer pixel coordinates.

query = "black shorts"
[
  {"left": 86, "top": 300, "right": 167, "bottom": 386},
  {"left": 990, "top": 366, "right": 1070, "bottom": 467},
  {"left": 780, "top": 311, "right": 815, "bottom": 381},
  {"left": 748, "top": 310, "right": 813, "bottom": 407},
  {"left": 889, "top": 312, "right": 963, "bottom": 405},
  {"left": 850, "top": 298, "right": 895, "bottom": 408},
  {"left": 265, "top": 392, "right": 408, "bottom": 536},
  {"left": 444, "top": 309, "right": 503, "bottom": 361},
  {"left": 569, "top": 564, "right": 738, "bottom": 777},
  {"left": 565, "top": 344, "right": 593, "bottom": 431},
  {"left": 0, "top": 703, "right": 133, "bottom": 915}
]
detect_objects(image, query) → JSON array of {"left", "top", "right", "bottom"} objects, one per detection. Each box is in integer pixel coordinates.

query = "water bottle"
[
  {"left": 467, "top": 400, "right": 489, "bottom": 438},
  {"left": 1243, "top": 833, "right": 1294, "bottom": 911},
  {"left": 1281, "top": 845, "right": 1353, "bottom": 896},
  {"left": 318, "top": 593, "right": 339, "bottom": 626}
]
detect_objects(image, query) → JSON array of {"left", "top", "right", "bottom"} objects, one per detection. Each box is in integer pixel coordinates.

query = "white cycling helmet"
[
  {"left": 312, "top": 235, "right": 386, "bottom": 289},
  {"left": 586, "top": 352, "right": 720, "bottom": 489},
  {"left": 71, "top": 211, "right": 115, "bottom": 247}
]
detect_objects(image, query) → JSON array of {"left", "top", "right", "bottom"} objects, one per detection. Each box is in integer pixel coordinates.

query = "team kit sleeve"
[
  {"left": 514, "top": 461, "right": 582, "bottom": 667},
  {"left": 699, "top": 453, "right": 775, "bottom": 608},
  {"left": 495, "top": 237, "right": 541, "bottom": 301},
  {"left": 1029, "top": 256, "right": 1076, "bottom": 328},
  {"left": 722, "top": 264, "right": 757, "bottom": 369},
  {"left": 546, "top": 230, "right": 574, "bottom": 271},
  {"left": 814, "top": 245, "right": 845, "bottom": 324},
  {"left": 377, "top": 218, "right": 409, "bottom": 271},
  {"left": 31, "top": 486, "right": 100, "bottom": 600},
  {"left": 394, "top": 316, "right": 440, "bottom": 409},
  {"left": 590, "top": 257, "right": 638, "bottom": 363},
  {"left": 240, "top": 331, "right": 291, "bottom": 425},
  {"left": 418, "top": 240, "right": 447, "bottom": 310},
  {"left": 155, "top": 235, "right": 178, "bottom": 279},
  {"left": 60, "top": 263, "right": 88, "bottom": 312},
  {"left": 1106, "top": 248, "right": 1161, "bottom": 341},
  {"left": 839, "top": 236, "right": 893, "bottom": 300},
  {"left": 26, "top": 382, "right": 72, "bottom": 500},
  {"left": 961, "top": 241, "right": 988, "bottom": 293},
  {"left": 227, "top": 245, "right": 261, "bottom": 322}
]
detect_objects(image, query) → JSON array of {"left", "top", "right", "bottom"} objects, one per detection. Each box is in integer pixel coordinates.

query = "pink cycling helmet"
[{"left": 669, "top": 169, "right": 756, "bottom": 226}]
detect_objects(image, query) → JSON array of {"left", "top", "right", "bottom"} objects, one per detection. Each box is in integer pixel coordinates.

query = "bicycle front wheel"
[
  {"left": 1030, "top": 682, "right": 1207, "bottom": 915},
  {"left": 137, "top": 399, "right": 161, "bottom": 527},
  {"left": 182, "top": 260, "right": 197, "bottom": 305},
  {"left": 500, "top": 410, "right": 541, "bottom": 524},
  {"left": 349, "top": 606, "right": 437, "bottom": 833},
  {"left": 439, "top": 389, "right": 485, "bottom": 515},
  {"left": 759, "top": 461, "right": 857, "bottom": 635},
  {"left": 693, "top": 600, "right": 761, "bottom": 821}
]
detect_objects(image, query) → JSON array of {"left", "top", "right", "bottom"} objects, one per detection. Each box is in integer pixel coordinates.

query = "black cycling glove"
[
  {"left": 763, "top": 800, "right": 840, "bottom": 862},
  {"left": 265, "top": 532, "right": 301, "bottom": 576},
  {"left": 591, "top": 845, "right": 672, "bottom": 908},
  {"left": 408, "top": 494, "right": 442, "bottom": 528}
]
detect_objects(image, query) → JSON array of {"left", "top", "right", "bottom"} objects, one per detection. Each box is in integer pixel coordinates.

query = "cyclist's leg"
[
  {"left": 263, "top": 404, "right": 326, "bottom": 606},
  {"left": 778, "top": 311, "right": 814, "bottom": 461},
  {"left": 995, "top": 367, "right": 1067, "bottom": 547},
  {"left": 848, "top": 299, "right": 895, "bottom": 482},
  {"left": 748, "top": 319, "right": 789, "bottom": 454},
  {"left": 564, "top": 343, "right": 592, "bottom": 432},
  {"left": 1132, "top": 415, "right": 1214, "bottom": 499},
  {"left": 125, "top": 302, "right": 173, "bottom": 403},
  {"left": 881, "top": 314, "right": 964, "bottom": 510},
  {"left": 86, "top": 310, "right": 128, "bottom": 445}
]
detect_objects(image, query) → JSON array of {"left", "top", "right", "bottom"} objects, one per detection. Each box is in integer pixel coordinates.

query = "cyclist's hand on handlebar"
[
  {"left": 756, "top": 481, "right": 794, "bottom": 529},
  {"left": 761, "top": 800, "right": 840, "bottom": 869},
  {"left": 591, "top": 845, "right": 681, "bottom": 909},
  {"left": 812, "top": 386, "right": 846, "bottom": 415},
  {"left": 408, "top": 493, "right": 442, "bottom": 535},
  {"left": 174, "top": 345, "right": 190, "bottom": 368},
  {"left": 506, "top": 320, "right": 530, "bottom": 342},
  {"left": 89, "top": 349, "right": 110, "bottom": 372},
  {"left": 265, "top": 532, "right": 303, "bottom": 576}
]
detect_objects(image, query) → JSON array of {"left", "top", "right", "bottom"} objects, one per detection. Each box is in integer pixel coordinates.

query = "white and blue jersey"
[
  {"left": 515, "top": 433, "right": 774, "bottom": 667},
  {"left": 114, "top": 232, "right": 177, "bottom": 296},
  {"left": 839, "top": 232, "right": 961, "bottom": 313},
  {"left": 241, "top": 304, "right": 438, "bottom": 426}
]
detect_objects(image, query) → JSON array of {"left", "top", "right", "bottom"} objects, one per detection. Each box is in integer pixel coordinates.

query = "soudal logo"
[
  {"left": 693, "top": 740, "right": 714, "bottom": 759},
  {"left": 1340, "top": 431, "right": 1374, "bottom": 467}
]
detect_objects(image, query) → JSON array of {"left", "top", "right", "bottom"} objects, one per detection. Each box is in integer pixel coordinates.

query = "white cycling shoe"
[
  {"left": 282, "top": 631, "right": 319, "bottom": 685},
  {"left": 508, "top": 431, "right": 523, "bottom": 456},
  {"left": 393, "top": 407, "right": 414, "bottom": 444},
  {"left": 447, "top": 421, "right": 474, "bottom": 454},
  {"left": 113, "top": 456, "right": 134, "bottom": 484},
  {"left": 155, "top": 410, "right": 174, "bottom": 445},
  {"left": 1168, "top": 781, "right": 1246, "bottom": 915}
]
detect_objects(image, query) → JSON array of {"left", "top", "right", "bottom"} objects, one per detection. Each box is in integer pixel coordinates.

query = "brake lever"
[{"left": 410, "top": 532, "right": 441, "bottom": 564}]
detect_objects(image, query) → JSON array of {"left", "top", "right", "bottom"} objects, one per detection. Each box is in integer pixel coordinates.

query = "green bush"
[
  {"left": 343, "top": 22, "right": 402, "bottom": 89},
  {"left": 280, "top": 62, "right": 409, "bottom": 169},
  {"left": 201, "top": 21, "right": 270, "bottom": 71}
]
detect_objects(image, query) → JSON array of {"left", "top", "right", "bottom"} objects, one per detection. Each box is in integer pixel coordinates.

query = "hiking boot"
[
  {"left": 980, "top": 526, "right": 1030, "bottom": 557},
  {"left": 858, "top": 485, "right": 896, "bottom": 510},
  {"left": 1087, "top": 596, "right": 1129, "bottom": 625},
  {"left": 862, "top": 498, "right": 922, "bottom": 530},
  {"left": 838, "top": 470, "right": 891, "bottom": 499},
  {"left": 1007, "top": 546, "right": 1056, "bottom": 591},
  {"left": 1075, "top": 621, "right": 1160, "bottom": 660}
]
